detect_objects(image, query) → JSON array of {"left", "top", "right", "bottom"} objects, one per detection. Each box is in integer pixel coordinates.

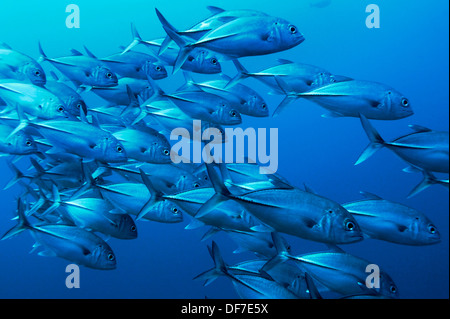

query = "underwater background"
[{"left": 0, "top": 0, "right": 448, "bottom": 299}]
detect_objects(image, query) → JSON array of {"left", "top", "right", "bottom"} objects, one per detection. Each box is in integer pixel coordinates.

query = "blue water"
[{"left": 0, "top": 0, "right": 448, "bottom": 299}]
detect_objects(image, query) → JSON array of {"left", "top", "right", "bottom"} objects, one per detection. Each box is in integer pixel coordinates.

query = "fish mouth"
[{"left": 296, "top": 34, "right": 306, "bottom": 44}]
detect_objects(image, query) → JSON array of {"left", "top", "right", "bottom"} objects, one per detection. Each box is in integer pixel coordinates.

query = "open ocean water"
[{"left": 0, "top": 0, "right": 448, "bottom": 300}]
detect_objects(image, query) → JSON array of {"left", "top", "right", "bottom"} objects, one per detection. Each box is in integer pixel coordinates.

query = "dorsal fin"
[
  {"left": 408, "top": 124, "right": 432, "bottom": 133},
  {"left": 70, "top": 49, "right": 84, "bottom": 56},
  {"left": 83, "top": 46, "right": 98, "bottom": 59},
  {"left": 359, "top": 191, "right": 383, "bottom": 200},
  {"left": 277, "top": 58, "right": 294, "bottom": 65},
  {"left": 206, "top": 6, "right": 225, "bottom": 15}
]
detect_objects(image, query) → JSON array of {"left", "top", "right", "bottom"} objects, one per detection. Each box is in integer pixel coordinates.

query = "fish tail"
[
  {"left": 1, "top": 197, "right": 32, "bottom": 240},
  {"left": 260, "top": 232, "right": 292, "bottom": 273},
  {"left": 155, "top": 8, "right": 194, "bottom": 74},
  {"left": 5, "top": 104, "right": 30, "bottom": 142},
  {"left": 408, "top": 170, "right": 449, "bottom": 198},
  {"left": 355, "top": 113, "right": 386, "bottom": 165},
  {"left": 136, "top": 169, "right": 163, "bottom": 220},
  {"left": 3, "top": 162, "right": 25, "bottom": 190},
  {"left": 158, "top": 35, "right": 172, "bottom": 57},
  {"left": 41, "top": 184, "right": 61, "bottom": 216},
  {"left": 224, "top": 59, "right": 251, "bottom": 89},
  {"left": 192, "top": 241, "right": 228, "bottom": 286},
  {"left": 121, "top": 23, "right": 143, "bottom": 54},
  {"left": 37, "top": 41, "right": 48, "bottom": 63},
  {"left": 271, "top": 76, "right": 301, "bottom": 117},
  {"left": 195, "top": 163, "right": 232, "bottom": 219}
]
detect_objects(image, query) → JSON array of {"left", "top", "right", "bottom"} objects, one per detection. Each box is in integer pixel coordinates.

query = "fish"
[
  {"left": 195, "top": 164, "right": 363, "bottom": 244},
  {"left": 224, "top": 229, "right": 290, "bottom": 258},
  {"left": 2, "top": 197, "right": 117, "bottom": 270},
  {"left": 111, "top": 127, "right": 171, "bottom": 164},
  {"left": 262, "top": 233, "right": 399, "bottom": 298},
  {"left": 123, "top": 24, "right": 222, "bottom": 74},
  {"left": 168, "top": 6, "right": 269, "bottom": 42},
  {"left": 100, "top": 50, "right": 167, "bottom": 80},
  {"left": 97, "top": 170, "right": 183, "bottom": 223},
  {"left": 193, "top": 241, "right": 301, "bottom": 299},
  {"left": 163, "top": 186, "right": 270, "bottom": 233},
  {"left": 273, "top": 77, "right": 414, "bottom": 119},
  {"left": 87, "top": 77, "right": 154, "bottom": 106},
  {"left": 155, "top": 8, "right": 305, "bottom": 73},
  {"left": 0, "top": 81, "right": 67, "bottom": 120},
  {"left": 356, "top": 114, "right": 449, "bottom": 196},
  {"left": 227, "top": 58, "right": 351, "bottom": 93},
  {"left": 164, "top": 90, "right": 242, "bottom": 125},
  {"left": 15, "top": 114, "right": 128, "bottom": 164},
  {"left": 106, "top": 162, "right": 207, "bottom": 193},
  {"left": 343, "top": 191, "right": 440, "bottom": 245},
  {"left": 42, "top": 184, "right": 138, "bottom": 239},
  {"left": 229, "top": 259, "right": 329, "bottom": 299},
  {"left": 0, "top": 125, "right": 37, "bottom": 156},
  {"left": 38, "top": 43, "right": 118, "bottom": 88},
  {"left": 0, "top": 43, "right": 46, "bottom": 86},
  {"left": 179, "top": 71, "right": 269, "bottom": 117},
  {"left": 44, "top": 71, "right": 87, "bottom": 117}
]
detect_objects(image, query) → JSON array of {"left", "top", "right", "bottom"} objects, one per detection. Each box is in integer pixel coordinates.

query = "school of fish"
[{"left": 0, "top": 6, "right": 448, "bottom": 299}]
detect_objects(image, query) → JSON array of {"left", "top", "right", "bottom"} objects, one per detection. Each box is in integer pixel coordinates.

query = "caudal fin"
[
  {"left": 121, "top": 23, "right": 144, "bottom": 54},
  {"left": 271, "top": 76, "right": 300, "bottom": 118},
  {"left": 1, "top": 197, "right": 31, "bottom": 240},
  {"left": 355, "top": 114, "right": 386, "bottom": 165},
  {"left": 155, "top": 8, "right": 195, "bottom": 74},
  {"left": 260, "top": 232, "right": 292, "bottom": 273},
  {"left": 408, "top": 170, "right": 449, "bottom": 198},
  {"left": 136, "top": 168, "right": 162, "bottom": 220},
  {"left": 195, "top": 163, "right": 232, "bottom": 219},
  {"left": 193, "top": 241, "right": 228, "bottom": 286},
  {"left": 37, "top": 42, "right": 49, "bottom": 64},
  {"left": 225, "top": 59, "right": 251, "bottom": 89}
]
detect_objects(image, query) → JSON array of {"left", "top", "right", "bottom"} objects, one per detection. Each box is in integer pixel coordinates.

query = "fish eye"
[
  {"left": 210, "top": 58, "right": 218, "bottom": 65},
  {"left": 229, "top": 110, "right": 237, "bottom": 117},
  {"left": 428, "top": 225, "right": 437, "bottom": 234},
  {"left": 34, "top": 70, "right": 41, "bottom": 76},
  {"left": 188, "top": 56, "right": 195, "bottom": 62},
  {"left": 106, "top": 72, "right": 113, "bottom": 79},
  {"left": 289, "top": 25, "right": 297, "bottom": 33},
  {"left": 107, "top": 253, "right": 115, "bottom": 261},
  {"left": 345, "top": 220, "right": 355, "bottom": 231},
  {"left": 390, "top": 285, "right": 397, "bottom": 294},
  {"left": 155, "top": 66, "right": 162, "bottom": 71},
  {"left": 327, "top": 209, "right": 334, "bottom": 214},
  {"left": 401, "top": 98, "right": 409, "bottom": 107},
  {"left": 57, "top": 105, "right": 65, "bottom": 113},
  {"left": 116, "top": 145, "right": 123, "bottom": 153},
  {"left": 130, "top": 225, "right": 137, "bottom": 232},
  {"left": 193, "top": 182, "right": 200, "bottom": 188},
  {"left": 171, "top": 207, "right": 179, "bottom": 214},
  {"left": 261, "top": 103, "right": 267, "bottom": 109},
  {"left": 163, "top": 149, "right": 170, "bottom": 156},
  {"left": 25, "top": 140, "right": 32, "bottom": 146}
]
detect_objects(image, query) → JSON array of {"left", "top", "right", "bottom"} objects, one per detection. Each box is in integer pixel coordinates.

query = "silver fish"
[
  {"left": 196, "top": 164, "right": 363, "bottom": 244},
  {"left": 0, "top": 43, "right": 46, "bottom": 86},
  {"left": 273, "top": 78, "right": 414, "bottom": 120},
  {"left": 343, "top": 191, "right": 440, "bottom": 245},
  {"left": 356, "top": 114, "right": 449, "bottom": 196},
  {"left": 156, "top": 9, "right": 305, "bottom": 73},
  {"left": 2, "top": 198, "right": 117, "bottom": 270},
  {"left": 38, "top": 43, "right": 118, "bottom": 87},
  {"left": 0, "top": 81, "right": 67, "bottom": 119}
]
